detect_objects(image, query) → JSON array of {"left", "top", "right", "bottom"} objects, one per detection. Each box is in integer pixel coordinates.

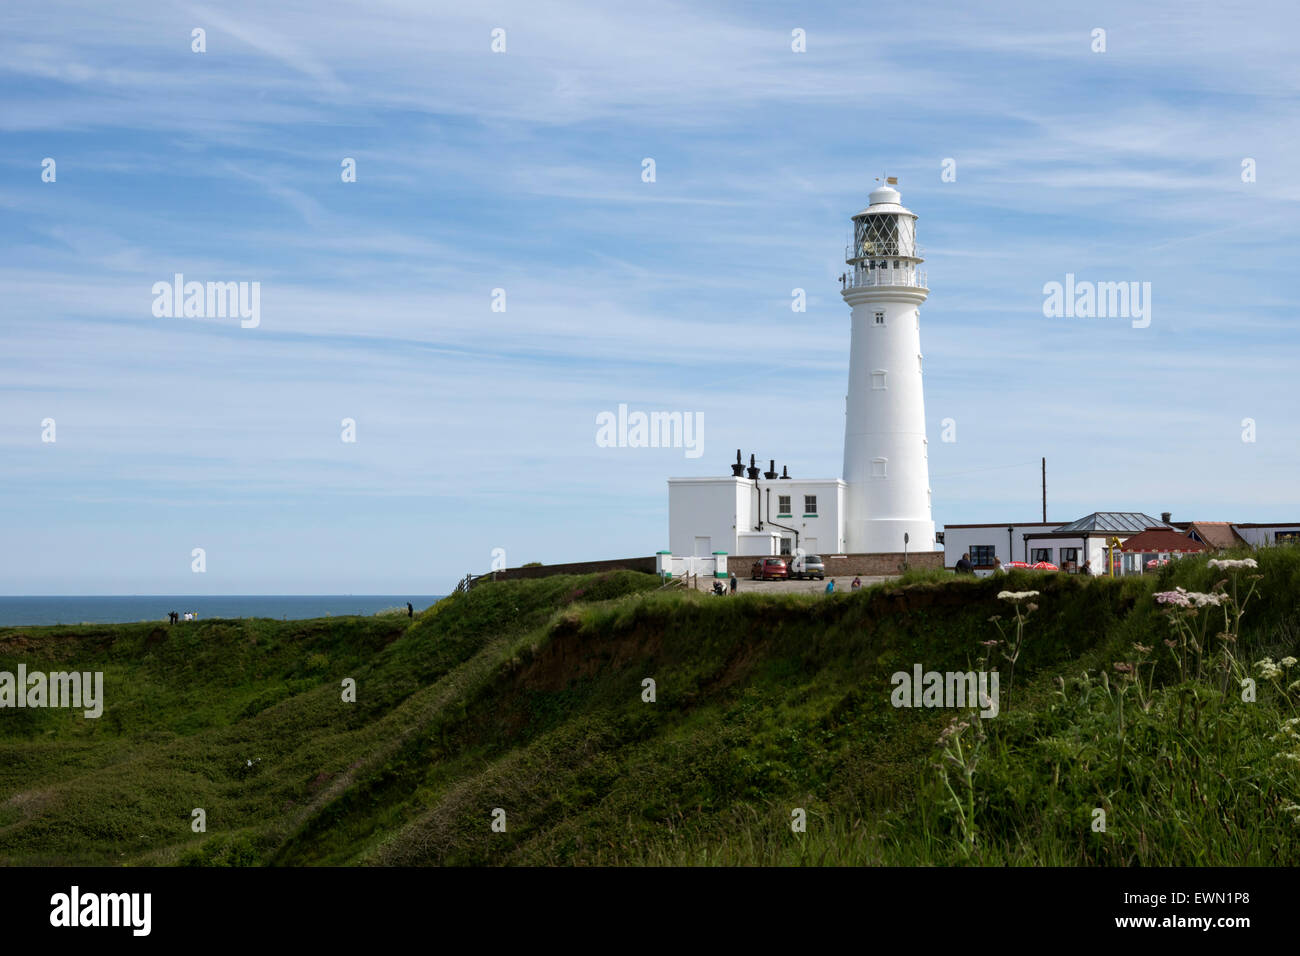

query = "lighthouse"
[
  {"left": 840, "top": 180, "right": 934, "bottom": 554},
  {"left": 665, "top": 179, "right": 939, "bottom": 565}
]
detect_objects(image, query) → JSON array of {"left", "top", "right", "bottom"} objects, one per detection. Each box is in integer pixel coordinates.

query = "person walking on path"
[
  {"left": 850, "top": 576, "right": 862, "bottom": 591},
  {"left": 825, "top": 579, "right": 835, "bottom": 594},
  {"left": 729, "top": 572, "right": 737, "bottom": 594}
]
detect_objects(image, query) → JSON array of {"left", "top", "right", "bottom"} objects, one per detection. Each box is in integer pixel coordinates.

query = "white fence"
[{"left": 657, "top": 552, "right": 728, "bottom": 586}]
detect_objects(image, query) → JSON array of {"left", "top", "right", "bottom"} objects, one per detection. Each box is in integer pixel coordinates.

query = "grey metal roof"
[{"left": 1053, "top": 512, "right": 1170, "bottom": 534}]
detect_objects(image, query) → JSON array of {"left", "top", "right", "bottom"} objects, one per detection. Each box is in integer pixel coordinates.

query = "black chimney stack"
[
  {"left": 1161, "top": 511, "right": 1172, "bottom": 525},
  {"left": 746, "top": 454, "right": 760, "bottom": 480},
  {"left": 780, "top": 465, "right": 790, "bottom": 479},
  {"left": 731, "top": 449, "right": 745, "bottom": 477},
  {"left": 764, "top": 458, "right": 778, "bottom": 480}
]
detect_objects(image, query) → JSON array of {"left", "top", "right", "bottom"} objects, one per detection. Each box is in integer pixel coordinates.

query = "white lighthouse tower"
[{"left": 840, "top": 180, "right": 934, "bottom": 554}]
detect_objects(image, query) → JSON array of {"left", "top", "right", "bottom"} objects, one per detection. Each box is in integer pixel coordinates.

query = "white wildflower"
[
  {"left": 1207, "top": 558, "right": 1258, "bottom": 570},
  {"left": 997, "top": 590, "right": 1040, "bottom": 602}
]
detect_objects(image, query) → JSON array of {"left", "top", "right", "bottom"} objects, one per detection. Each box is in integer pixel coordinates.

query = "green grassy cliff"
[{"left": 3, "top": 553, "right": 1298, "bottom": 866}]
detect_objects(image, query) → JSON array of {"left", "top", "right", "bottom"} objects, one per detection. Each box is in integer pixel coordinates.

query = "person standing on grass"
[
  {"left": 407, "top": 602, "right": 414, "bottom": 618},
  {"left": 955, "top": 553, "right": 974, "bottom": 574}
]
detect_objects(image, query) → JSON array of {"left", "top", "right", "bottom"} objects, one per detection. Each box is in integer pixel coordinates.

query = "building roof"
[
  {"left": 1118, "top": 529, "right": 1208, "bottom": 554},
  {"left": 942, "top": 522, "right": 1060, "bottom": 530},
  {"left": 1053, "top": 512, "right": 1170, "bottom": 534},
  {"left": 1184, "top": 521, "right": 1247, "bottom": 550}
]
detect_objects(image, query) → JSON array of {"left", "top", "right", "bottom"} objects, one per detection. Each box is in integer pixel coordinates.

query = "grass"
[{"left": 2, "top": 553, "right": 1298, "bottom": 866}]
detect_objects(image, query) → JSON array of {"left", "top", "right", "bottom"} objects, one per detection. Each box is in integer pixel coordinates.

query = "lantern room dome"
[
  {"left": 854, "top": 183, "right": 915, "bottom": 219},
  {"left": 868, "top": 184, "right": 901, "bottom": 205}
]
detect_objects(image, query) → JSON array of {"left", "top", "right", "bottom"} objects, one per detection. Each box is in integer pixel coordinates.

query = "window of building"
[
  {"left": 922, "top": 437, "right": 928, "bottom": 459},
  {"left": 917, "top": 353, "right": 924, "bottom": 373},
  {"left": 803, "top": 495, "right": 817, "bottom": 515},
  {"left": 780, "top": 537, "right": 793, "bottom": 555},
  {"left": 1031, "top": 548, "right": 1053, "bottom": 563},
  {"left": 874, "top": 310, "right": 885, "bottom": 326},
  {"left": 1278, "top": 531, "right": 1300, "bottom": 545},
  {"left": 777, "top": 495, "right": 791, "bottom": 516},
  {"left": 1060, "top": 547, "right": 1079, "bottom": 571},
  {"left": 871, "top": 458, "right": 887, "bottom": 478},
  {"left": 871, "top": 370, "right": 887, "bottom": 389},
  {"left": 970, "top": 545, "right": 996, "bottom": 566}
]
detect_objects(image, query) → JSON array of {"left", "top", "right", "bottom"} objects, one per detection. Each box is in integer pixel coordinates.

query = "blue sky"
[{"left": 2, "top": 0, "right": 1297, "bottom": 595}]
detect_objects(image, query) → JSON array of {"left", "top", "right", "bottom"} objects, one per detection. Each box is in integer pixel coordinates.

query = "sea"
[{"left": 0, "top": 596, "right": 446, "bottom": 627}]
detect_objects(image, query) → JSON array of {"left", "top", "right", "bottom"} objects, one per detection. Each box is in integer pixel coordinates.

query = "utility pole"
[{"left": 1041, "top": 457, "right": 1047, "bottom": 523}]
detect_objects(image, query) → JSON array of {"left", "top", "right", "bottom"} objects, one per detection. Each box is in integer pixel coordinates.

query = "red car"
[{"left": 751, "top": 557, "right": 789, "bottom": 581}]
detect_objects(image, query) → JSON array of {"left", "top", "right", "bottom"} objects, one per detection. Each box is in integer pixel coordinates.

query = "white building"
[
  {"left": 668, "top": 181, "right": 935, "bottom": 560},
  {"left": 1232, "top": 522, "right": 1300, "bottom": 548},
  {"left": 943, "top": 512, "right": 1169, "bottom": 574},
  {"left": 668, "top": 469, "right": 845, "bottom": 559},
  {"left": 943, "top": 513, "right": 1300, "bottom": 576}
]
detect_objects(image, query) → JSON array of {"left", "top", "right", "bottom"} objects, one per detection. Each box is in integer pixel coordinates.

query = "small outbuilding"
[{"left": 1116, "top": 528, "right": 1207, "bottom": 575}]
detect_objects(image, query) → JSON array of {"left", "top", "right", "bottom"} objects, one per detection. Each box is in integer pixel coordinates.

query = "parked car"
[
  {"left": 751, "top": 557, "right": 789, "bottom": 581},
  {"left": 789, "top": 554, "right": 826, "bottom": 580}
]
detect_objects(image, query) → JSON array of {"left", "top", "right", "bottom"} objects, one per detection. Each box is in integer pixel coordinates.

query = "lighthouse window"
[
  {"left": 871, "top": 370, "right": 887, "bottom": 389},
  {"left": 803, "top": 495, "right": 818, "bottom": 515},
  {"left": 871, "top": 458, "right": 887, "bottom": 478},
  {"left": 778, "top": 495, "right": 791, "bottom": 516},
  {"left": 855, "top": 215, "right": 900, "bottom": 257},
  {"left": 874, "top": 311, "right": 885, "bottom": 326}
]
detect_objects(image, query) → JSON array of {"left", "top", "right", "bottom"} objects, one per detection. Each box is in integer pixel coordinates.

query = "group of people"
[
  {"left": 713, "top": 573, "right": 864, "bottom": 595},
  {"left": 826, "top": 576, "right": 864, "bottom": 594},
  {"left": 167, "top": 610, "right": 198, "bottom": 624}
]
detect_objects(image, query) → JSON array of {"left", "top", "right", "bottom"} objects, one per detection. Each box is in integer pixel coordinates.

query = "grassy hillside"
[{"left": 2, "top": 553, "right": 1298, "bottom": 866}]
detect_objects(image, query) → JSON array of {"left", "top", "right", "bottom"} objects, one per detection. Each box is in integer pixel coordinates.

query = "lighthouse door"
[{"left": 693, "top": 536, "right": 711, "bottom": 557}]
